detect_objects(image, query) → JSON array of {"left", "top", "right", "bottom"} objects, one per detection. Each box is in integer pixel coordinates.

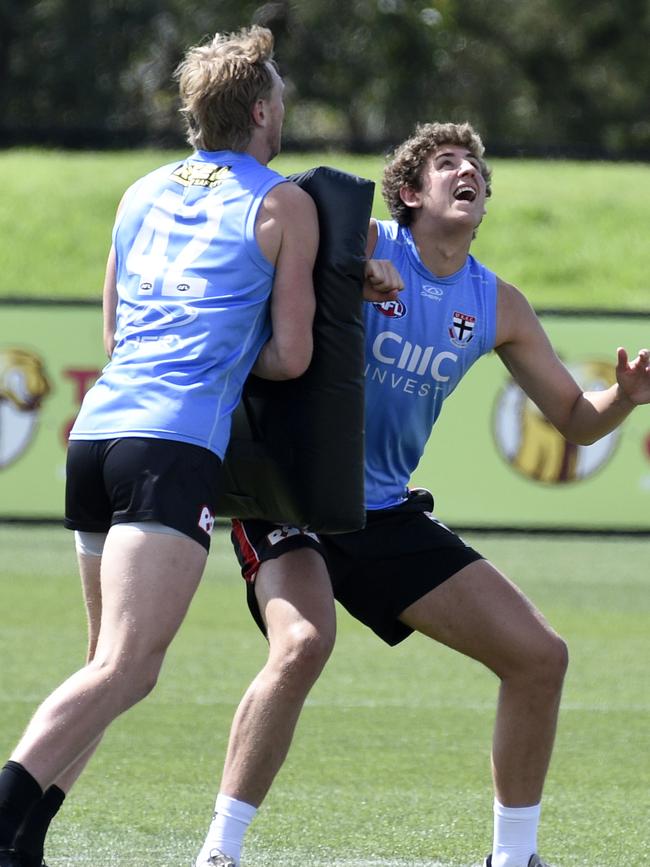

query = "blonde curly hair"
[
  {"left": 175, "top": 25, "right": 277, "bottom": 152},
  {"left": 382, "top": 121, "right": 492, "bottom": 225}
]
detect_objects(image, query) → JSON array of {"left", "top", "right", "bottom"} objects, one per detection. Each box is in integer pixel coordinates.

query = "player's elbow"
[
  {"left": 276, "top": 341, "right": 313, "bottom": 379},
  {"left": 559, "top": 420, "right": 602, "bottom": 447},
  {"left": 555, "top": 396, "right": 602, "bottom": 446},
  {"left": 556, "top": 426, "right": 597, "bottom": 447},
  {"left": 573, "top": 432, "right": 600, "bottom": 446}
]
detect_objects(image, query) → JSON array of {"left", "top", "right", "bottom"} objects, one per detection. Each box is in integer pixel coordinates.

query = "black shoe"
[{"left": 201, "top": 851, "right": 237, "bottom": 867}]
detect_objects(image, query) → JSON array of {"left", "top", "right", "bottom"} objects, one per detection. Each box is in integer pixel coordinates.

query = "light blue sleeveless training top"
[
  {"left": 70, "top": 150, "right": 286, "bottom": 459},
  {"left": 363, "top": 220, "right": 498, "bottom": 509}
]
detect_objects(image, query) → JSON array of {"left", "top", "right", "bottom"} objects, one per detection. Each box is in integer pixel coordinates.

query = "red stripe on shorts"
[{"left": 231, "top": 519, "right": 261, "bottom": 583}]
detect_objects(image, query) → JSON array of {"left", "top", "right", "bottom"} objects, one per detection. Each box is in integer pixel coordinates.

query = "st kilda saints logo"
[
  {"left": 372, "top": 299, "right": 407, "bottom": 318},
  {"left": 449, "top": 311, "right": 475, "bottom": 347}
]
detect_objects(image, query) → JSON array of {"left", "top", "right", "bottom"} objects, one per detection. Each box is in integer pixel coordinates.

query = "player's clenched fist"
[{"left": 363, "top": 258, "right": 404, "bottom": 302}]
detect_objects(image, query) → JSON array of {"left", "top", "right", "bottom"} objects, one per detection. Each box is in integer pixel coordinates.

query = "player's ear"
[
  {"left": 251, "top": 98, "right": 266, "bottom": 128},
  {"left": 399, "top": 184, "right": 421, "bottom": 209}
]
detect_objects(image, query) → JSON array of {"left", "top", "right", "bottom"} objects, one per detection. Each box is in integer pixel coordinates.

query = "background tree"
[{"left": 0, "top": 0, "right": 648, "bottom": 155}]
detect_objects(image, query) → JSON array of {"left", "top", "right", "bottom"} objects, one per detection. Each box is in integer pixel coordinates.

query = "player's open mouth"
[{"left": 453, "top": 185, "right": 477, "bottom": 202}]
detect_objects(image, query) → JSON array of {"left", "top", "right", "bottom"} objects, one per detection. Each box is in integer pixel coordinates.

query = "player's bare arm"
[
  {"left": 252, "top": 181, "right": 318, "bottom": 380},
  {"left": 365, "top": 217, "right": 379, "bottom": 259},
  {"left": 102, "top": 245, "right": 118, "bottom": 359},
  {"left": 495, "top": 277, "right": 649, "bottom": 445},
  {"left": 102, "top": 194, "right": 128, "bottom": 359},
  {"left": 362, "top": 218, "right": 403, "bottom": 302}
]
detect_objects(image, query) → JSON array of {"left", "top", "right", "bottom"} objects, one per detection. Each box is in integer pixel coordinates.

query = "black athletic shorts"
[
  {"left": 64, "top": 437, "right": 222, "bottom": 552},
  {"left": 231, "top": 489, "right": 484, "bottom": 645}
]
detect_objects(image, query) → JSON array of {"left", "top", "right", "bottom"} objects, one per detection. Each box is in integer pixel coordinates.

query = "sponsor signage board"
[
  {"left": 0, "top": 302, "right": 103, "bottom": 518},
  {"left": 1, "top": 301, "right": 648, "bottom": 530}
]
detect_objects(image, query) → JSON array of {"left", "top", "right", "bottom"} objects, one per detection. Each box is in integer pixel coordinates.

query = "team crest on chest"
[
  {"left": 449, "top": 311, "right": 476, "bottom": 347},
  {"left": 373, "top": 299, "right": 407, "bottom": 318}
]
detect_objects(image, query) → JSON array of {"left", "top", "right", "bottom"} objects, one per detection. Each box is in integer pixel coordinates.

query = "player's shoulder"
[
  {"left": 255, "top": 180, "right": 319, "bottom": 261},
  {"left": 121, "top": 159, "right": 184, "bottom": 203},
  {"left": 266, "top": 178, "right": 314, "bottom": 207},
  {"left": 262, "top": 180, "right": 318, "bottom": 227},
  {"left": 495, "top": 275, "right": 540, "bottom": 345},
  {"left": 496, "top": 275, "right": 532, "bottom": 309},
  {"left": 367, "top": 218, "right": 402, "bottom": 257},
  {"left": 372, "top": 218, "right": 400, "bottom": 239},
  {"left": 140, "top": 159, "right": 185, "bottom": 187}
]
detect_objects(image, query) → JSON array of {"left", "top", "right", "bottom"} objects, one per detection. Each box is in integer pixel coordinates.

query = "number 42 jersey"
[{"left": 70, "top": 150, "right": 286, "bottom": 460}]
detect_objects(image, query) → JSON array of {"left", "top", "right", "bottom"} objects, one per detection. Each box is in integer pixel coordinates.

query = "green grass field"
[
  {"left": 1, "top": 526, "right": 649, "bottom": 867},
  {"left": 1, "top": 149, "right": 649, "bottom": 308}
]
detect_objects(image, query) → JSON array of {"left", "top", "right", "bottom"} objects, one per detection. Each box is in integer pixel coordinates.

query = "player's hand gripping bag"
[{"left": 214, "top": 166, "right": 372, "bottom": 532}]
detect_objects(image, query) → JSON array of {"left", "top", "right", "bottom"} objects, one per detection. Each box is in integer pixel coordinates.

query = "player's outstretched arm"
[
  {"left": 253, "top": 182, "right": 318, "bottom": 380},
  {"left": 495, "top": 278, "right": 648, "bottom": 445}
]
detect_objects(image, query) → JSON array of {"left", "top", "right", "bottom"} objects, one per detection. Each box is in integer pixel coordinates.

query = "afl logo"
[{"left": 373, "top": 299, "right": 407, "bottom": 318}]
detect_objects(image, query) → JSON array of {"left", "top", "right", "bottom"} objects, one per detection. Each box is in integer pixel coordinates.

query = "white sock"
[
  {"left": 195, "top": 793, "right": 257, "bottom": 866},
  {"left": 491, "top": 798, "right": 541, "bottom": 867}
]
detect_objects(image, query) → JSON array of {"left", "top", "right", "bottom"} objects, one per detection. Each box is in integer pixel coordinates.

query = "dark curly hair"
[{"left": 382, "top": 121, "right": 492, "bottom": 225}]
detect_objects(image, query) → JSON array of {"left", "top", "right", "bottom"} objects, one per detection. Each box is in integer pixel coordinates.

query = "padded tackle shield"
[{"left": 214, "top": 166, "right": 372, "bottom": 532}]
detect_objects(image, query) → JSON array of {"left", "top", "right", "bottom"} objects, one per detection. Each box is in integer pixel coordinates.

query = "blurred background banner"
[
  {"left": 1, "top": 301, "right": 648, "bottom": 530},
  {"left": 0, "top": 301, "right": 103, "bottom": 519}
]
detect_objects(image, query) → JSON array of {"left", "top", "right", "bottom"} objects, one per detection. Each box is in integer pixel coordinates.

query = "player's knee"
[
  {"left": 526, "top": 631, "right": 569, "bottom": 693},
  {"left": 276, "top": 619, "right": 335, "bottom": 683},
  {"left": 127, "top": 647, "right": 170, "bottom": 703},
  {"left": 88, "top": 651, "right": 163, "bottom": 709},
  {"left": 289, "top": 619, "right": 335, "bottom": 673},
  {"left": 127, "top": 662, "right": 161, "bottom": 703},
  {"left": 549, "top": 632, "right": 569, "bottom": 684}
]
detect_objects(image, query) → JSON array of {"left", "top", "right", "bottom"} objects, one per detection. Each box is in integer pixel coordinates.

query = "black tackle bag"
[{"left": 213, "top": 165, "right": 373, "bottom": 533}]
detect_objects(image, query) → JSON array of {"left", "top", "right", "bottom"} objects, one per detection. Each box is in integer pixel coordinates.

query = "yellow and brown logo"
[
  {"left": 493, "top": 359, "right": 619, "bottom": 484},
  {"left": 0, "top": 347, "right": 51, "bottom": 469},
  {"left": 171, "top": 163, "right": 231, "bottom": 189}
]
